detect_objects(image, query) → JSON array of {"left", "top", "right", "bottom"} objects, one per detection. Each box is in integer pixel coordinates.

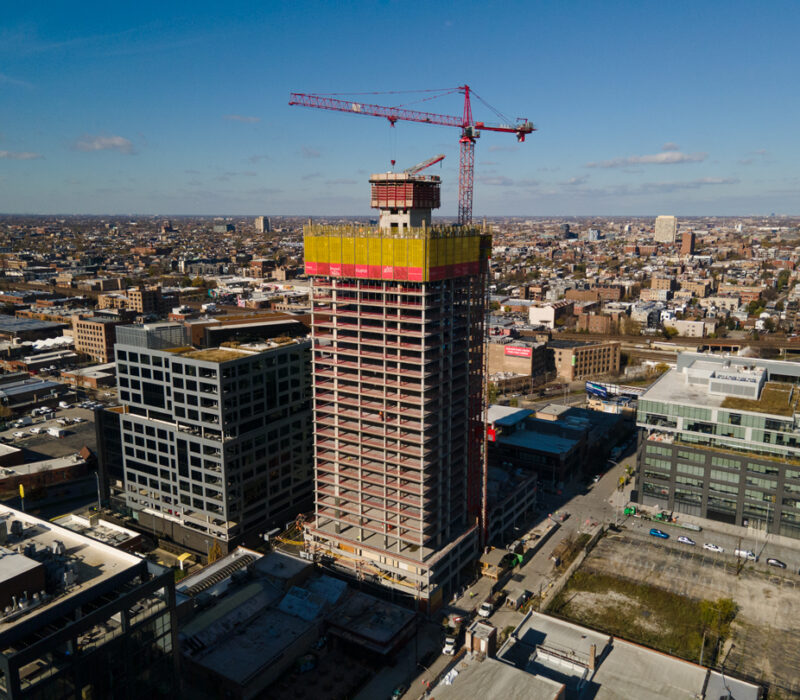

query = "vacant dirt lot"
[{"left": 555, "top": 532, "right": 800, "bottom": 698}]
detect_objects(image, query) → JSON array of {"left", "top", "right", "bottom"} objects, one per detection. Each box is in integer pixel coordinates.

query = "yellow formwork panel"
[
  {"left": 355, "top": 236, "right": 369, "bottom": 266},
  {"left": 369, "top": 237, "right": 382, "bottom": 267},
  {"left": 393, "top": 238, "right": 407, "bottom": 270},
  {"left": 381, "top": 237, "right": 393, "bottom": 269},
  {"left": 409, "top": 239, "right": 424, "bottom": 269},
  {"left": 303, "top": 224, "right": 488, "bottom": 277},
  {"left": 342, "top": 235, "right": 355, "bottom": 265}
]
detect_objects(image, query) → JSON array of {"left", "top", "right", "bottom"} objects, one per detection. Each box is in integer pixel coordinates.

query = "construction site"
[
  {"left": 304, "top": 167, "right": 489, "bottom": 611},
  {"left": 292, "top": 85, "right": 536, "bottom": 613}
]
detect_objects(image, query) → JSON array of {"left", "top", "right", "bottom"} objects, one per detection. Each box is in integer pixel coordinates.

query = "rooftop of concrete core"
[{"left": 429, "top": 656, "right": 564, "bottom": 700}]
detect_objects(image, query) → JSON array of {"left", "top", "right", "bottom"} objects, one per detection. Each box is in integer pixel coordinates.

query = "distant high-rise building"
[
  {"left": 112, "top": 323, "right": 313, "bottom": 555},
  {"left": 303, "top": 169, "right": 491, "bottom": 610},
  {"left": 680, "top": 231, "right": 696, "bottom": 256},
  {"left": 560, "top": 223, "right": 571, "bottom": 238},
  {"left": 654, "top": 215, "right": 678, "bottom": 243},
  {"left": 255, "top": 216, "right": 271, "bottom": 233},
  {"left": 213, "top": 223, "right": 235, "bottom": 234}
]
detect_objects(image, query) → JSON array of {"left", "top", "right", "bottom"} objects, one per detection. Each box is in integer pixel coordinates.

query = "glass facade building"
[{"left": 635, "top": 353, "right": 800, "bottom": 538}]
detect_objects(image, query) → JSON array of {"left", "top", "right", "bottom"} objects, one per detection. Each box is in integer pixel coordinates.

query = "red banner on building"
[{"left": 504, "top": 346, "right": 532, "bottom": 358}]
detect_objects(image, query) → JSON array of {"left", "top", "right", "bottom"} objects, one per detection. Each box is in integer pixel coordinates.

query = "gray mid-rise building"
[
  {"left": 635, "top": 352, "right": 800, "bottom": 539},
  {"left": 113, "top": 323, "right": 313, "bottom": 555}
]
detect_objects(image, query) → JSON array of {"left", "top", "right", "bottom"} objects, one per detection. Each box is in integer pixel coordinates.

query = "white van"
[{"left": 734, "top": 549, "right": 757, "bottom": 561}]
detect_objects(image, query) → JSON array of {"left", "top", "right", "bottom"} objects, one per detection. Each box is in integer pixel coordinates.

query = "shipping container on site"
[{"left": 303, "top": 223, "right": 490, "bottom": 282}]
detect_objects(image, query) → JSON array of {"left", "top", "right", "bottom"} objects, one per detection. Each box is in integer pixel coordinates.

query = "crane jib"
[{"left": 288, "top": 88, "right": 534, "bottom": 225}]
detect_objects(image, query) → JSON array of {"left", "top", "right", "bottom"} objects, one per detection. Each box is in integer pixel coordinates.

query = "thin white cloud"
[
  {"left": 662, "top": 142, "right": 680, "bottom": 151},
  {"left": 738, "top": 149, "right": 769, "bottom": 166},
  {"left": 223, "top": 114, "right": 260, "bottom": 123},
  {"left": 0, "top": 72, "right": 33, "bottom": 88},
  {"left": 586, "top": 150, "right": 707, "bottom": 168},
  {"left": 479, "top": 175, "right": 538, "bottom": 187},
  {"left": 0, "top": 150, "right": 42, "bottom": 160},
  {"left": 74, "top": 134, "right": 135, "bottom": 154},
  {"left": 301, "top": 147, "right": 321, "bottom": 159},
  {"left": 561, "top": 175, "right": 589, "bottom": 186}
]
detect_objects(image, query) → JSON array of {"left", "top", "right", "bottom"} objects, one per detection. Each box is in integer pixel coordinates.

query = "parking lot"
[
  {"left": 1, "top": 404, "right": 99, "bottom": 460},
  {"left": 571, "top": 529, "right": 800, "bottom": 696}
]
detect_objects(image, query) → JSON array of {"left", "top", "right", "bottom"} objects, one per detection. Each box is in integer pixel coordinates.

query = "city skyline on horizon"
[{"left": 2, "top": 1, "right": 799, "bottom": 217}]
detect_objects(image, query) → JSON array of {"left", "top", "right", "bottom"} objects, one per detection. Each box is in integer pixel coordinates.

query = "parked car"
[
  {"left": 649, "top": 528, "right": 669, "bottom": 539},
  {"left": 442, "top": 636, "right": 457, "bottom": 655},
  {"left": 478, "top": 601, "right": 494, "bottom": 618},
  {"left": 734, "top": 549, "right": 758, "bottom": 562},
  {"left": 767, "top": 558, "right": 787, "bottom": 569},
  {"left": 703, "top": 543, "right": 724, "bottom": 553},
  {"left": 390, "top": 685, "right": 407, "bottom": 700},
  {"left": 12, "top": 431, "right": 25, "bottom": 438},
  {"left": 29, "top": 427, "right": 42, "bottom": 434},
  {"left": 677, "top": 536, "right": 696, "bottom": 546}
]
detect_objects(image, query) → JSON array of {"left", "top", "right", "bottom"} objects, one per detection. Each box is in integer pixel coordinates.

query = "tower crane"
[
  {"left": 404, "top": 153, "right": 445, "bottom": 175},
  {"left": 289, "top": 85, "right": 535, "bottom": 225}
]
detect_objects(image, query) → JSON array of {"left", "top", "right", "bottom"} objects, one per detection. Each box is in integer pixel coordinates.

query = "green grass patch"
[
  {"left": 548, "top": 571, "right": 736, "bottom": 665},
  {"left": 552, "top": 533, "right": 592, "bottom": 572}
]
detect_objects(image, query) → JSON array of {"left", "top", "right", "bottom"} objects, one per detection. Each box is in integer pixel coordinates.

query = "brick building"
[
  {"left": 548, "top": 339, "right": 621, "bottom": 381},
  {"left": 72, "top": 316, "right": 125, "bottom": 362}
]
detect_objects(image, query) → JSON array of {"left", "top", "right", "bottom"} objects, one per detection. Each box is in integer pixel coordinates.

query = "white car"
[
  {"left": 29, "top": 427, "right": 42, "bottom": 434},
  {"left": 677, "top": 536, "right": 695, "bottom": 546},
  {"left": 72, "top": 417, "right": 85, "bottom": 424},
  {"left": 703, "top": 543, "right": 724, "bottom": 553},
  {"left": 442, "top": 636, "right": 457, "bottom": 655},
  {"left": 12, "top": 431, "right": 25, "bottom": 438},
  {"left": 477, "top": 601, "right": 493, "bottom": 618}
]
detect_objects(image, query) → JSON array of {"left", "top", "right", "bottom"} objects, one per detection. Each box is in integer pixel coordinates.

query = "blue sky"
[{"left": 1, "top": 1, "right": 798, "bottom": 216}]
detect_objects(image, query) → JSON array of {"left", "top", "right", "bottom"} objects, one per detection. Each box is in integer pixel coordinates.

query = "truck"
[
  {"left": 47, "top": 427, "right": 66, "bottom": 438},
  {"left": 477, "top": 590, "right": 505, "bottom": 618}
]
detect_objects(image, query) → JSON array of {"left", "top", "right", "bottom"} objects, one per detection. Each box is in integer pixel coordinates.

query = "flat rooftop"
[
  {"left": 0, "top": 318, "right": 64, "bottom": 333},
  {"left": 174, "top": 348, "right": 250, "bottom": 363},
  {"left": 50, "top": 514, "right": 139, "bottom": 548},
  {"left": 487, "top": 405, "right": 532, "bottom": 426},
  {"left": 430, "top": 656, "right": 564, "bottom": 700},
  {"left": 326, "top": 590, "right": 416, "bottom": 654},
  {"left": 0, "top": 453, "right": 86, "bottom": 478},
  {"left": 548, "top": 339, "right": 590, "bottom": 349},
  {"left": 498, "top": 612, "right": 760, "bottom": 700},
  {"left": 643, "top": 367, "right": 799, "bottom": 418},
  {"left": 497, "top": 429, "right": 579, "bottom": 456},
  {"left": 0, "top": 505, "right": 142, "bottom": 633}
]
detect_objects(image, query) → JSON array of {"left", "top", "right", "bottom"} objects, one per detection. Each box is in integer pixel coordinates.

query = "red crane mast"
[{"left": 289, "top": 85, "right": 534, "bottom": 225}]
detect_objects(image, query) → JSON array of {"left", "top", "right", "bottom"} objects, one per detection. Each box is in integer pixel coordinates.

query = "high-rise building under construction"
[{"left": 303, "top": 168, "right": 490, "bottom": 611}]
